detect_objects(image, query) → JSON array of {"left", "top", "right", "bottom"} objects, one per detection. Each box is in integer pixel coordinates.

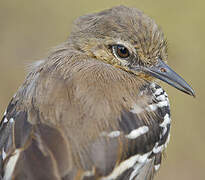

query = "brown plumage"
[{"left": 0, "top": 6, "right": 194, "bottom": 180}]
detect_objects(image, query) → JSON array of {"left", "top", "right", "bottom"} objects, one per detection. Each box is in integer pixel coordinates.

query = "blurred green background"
[{"left": 0, "top": 0, "right": 204, "bottom": 179}]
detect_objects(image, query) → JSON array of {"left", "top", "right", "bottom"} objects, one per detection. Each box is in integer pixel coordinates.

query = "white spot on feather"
[
  {"left": 101, "top": 131, "right": 121, "bottom": 138},
  {"left": 147, "top": 104, "right": 157, "bottom": 111},
  {"left": 137, "top": 151, "right": 152, "bottom": 163},
  {"left": 160, "top": 114, "right": 171, "bottom": 135},
  {"left": 2, "top": 148, "right": 7, "bottom": 160},
  {"left": 156, "top": 94, "right": 167, "bottom": 101},
  {"left": 101, "top": 151, "right": 152, "bottom": 180},
  {"left": 108, "top": 131, "right": 121, "bottom": 138},
  {"left": 125, "top": 126, "right": 149, "bottom": 139},
  {"left": 157, "top": 101, "right": 169, "bottom": 108},
  {"left": 154, "top": 88, "right": 163, "bottom": 96},
  {"left": 153, "top": 144, "right": 164, "bottom": 154},
  {"left": 129, "top": 163, "right": 144, "bottom": 180},
  {"left": 9, "top": 118, "right": 14, "bottom": 123},
  {"left": 83, "top": 168, "right": 95, "bottom": 177},
  {"left": 3, "top": 118, "right": 8, "bottom": 123},
  {"left": 129, "top": 153, "right": 153, "bottom": 180},
  {"left": 3, "top": 149, "right": 20, "bottom": 180},
  {"left": 154, "top": 164, "right": 160, "bottom": 171},
  {"left": 162, "top": 127, "right": 167, "bottom": 136},
  {"left": 160, "top": 114, "right": 170, "bottom": 128}
]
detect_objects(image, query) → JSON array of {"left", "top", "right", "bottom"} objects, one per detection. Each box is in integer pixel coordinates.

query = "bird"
[{"left": 0, "top": 5, "right": 195, "bottom": 180}]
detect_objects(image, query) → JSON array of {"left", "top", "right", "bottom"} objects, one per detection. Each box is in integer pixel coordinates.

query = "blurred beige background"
[{"left": 0, "top": 0, "right": 204, "bottom": 179}]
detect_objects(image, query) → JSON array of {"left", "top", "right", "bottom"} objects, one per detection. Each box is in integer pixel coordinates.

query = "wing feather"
[{"left": 0, "top": 68, "right": 170, "bottom": 180}]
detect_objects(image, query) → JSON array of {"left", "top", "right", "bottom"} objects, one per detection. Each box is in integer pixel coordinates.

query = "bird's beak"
[{"left": 142, "top": 59, "right": 195, "bottom": 97}]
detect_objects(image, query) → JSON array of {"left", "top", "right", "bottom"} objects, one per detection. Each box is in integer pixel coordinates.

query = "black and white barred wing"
[
  {"left": 0, "top": 82, "right": 171, "bottom": 180},
  {"left": 99, "top": 83, "right": 171, "bottom": 180}
]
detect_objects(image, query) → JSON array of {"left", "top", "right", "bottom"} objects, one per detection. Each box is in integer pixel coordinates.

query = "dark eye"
[{"left": 112, "top": 45, "right": 130, "bottom": 59}]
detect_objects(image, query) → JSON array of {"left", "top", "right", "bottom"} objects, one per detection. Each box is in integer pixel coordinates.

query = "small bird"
[{"left": 0, "top": 6, "right": 194, "bottom": 180}]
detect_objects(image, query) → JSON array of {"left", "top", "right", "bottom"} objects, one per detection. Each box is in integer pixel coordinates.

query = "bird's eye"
[{"left": 112, "top": 45, "right": 130, "bottom": 59}]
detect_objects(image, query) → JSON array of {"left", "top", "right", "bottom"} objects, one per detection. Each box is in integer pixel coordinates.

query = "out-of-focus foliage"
[{"left": 0, "top": 0, "right": 204, "bottom": 179}]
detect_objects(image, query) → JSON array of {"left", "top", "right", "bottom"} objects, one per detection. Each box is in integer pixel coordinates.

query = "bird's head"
[{"left": 69, "top": 6, "right": 195, "bottom": 96}]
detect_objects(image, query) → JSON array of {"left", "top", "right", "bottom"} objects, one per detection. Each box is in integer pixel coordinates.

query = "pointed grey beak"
[{"left": 142, "top": 59, "right": 195, "bottom": 97}]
